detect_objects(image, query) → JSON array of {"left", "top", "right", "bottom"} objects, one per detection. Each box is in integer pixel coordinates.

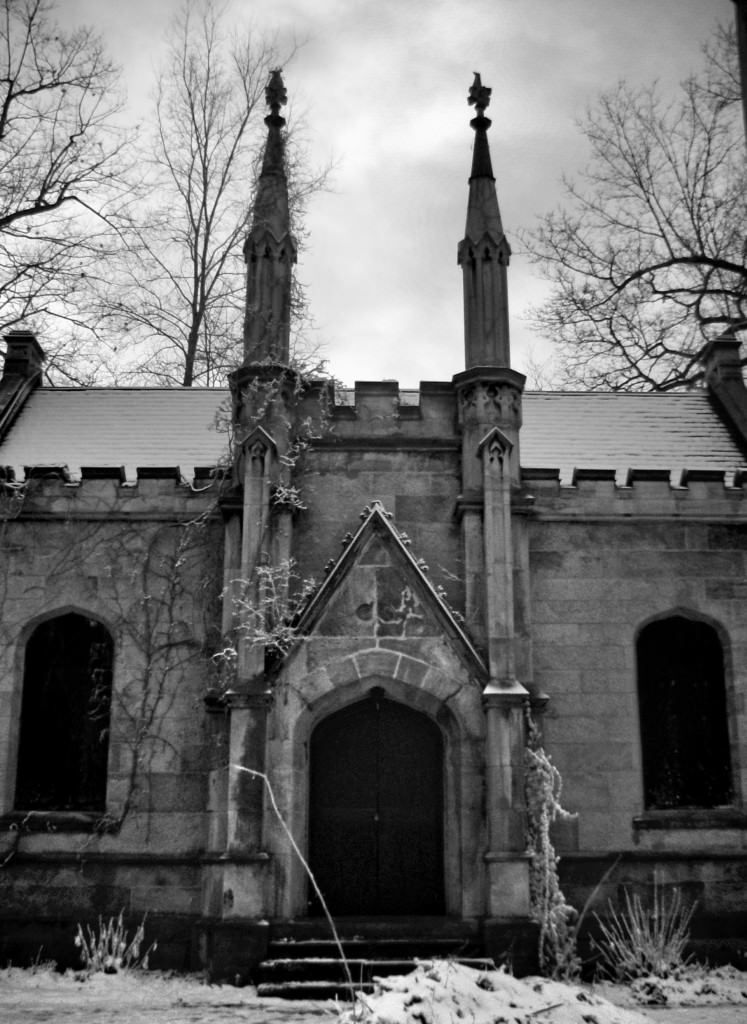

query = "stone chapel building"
[{"left": 0, "top": 72, "right": 746, "bottom": 977}]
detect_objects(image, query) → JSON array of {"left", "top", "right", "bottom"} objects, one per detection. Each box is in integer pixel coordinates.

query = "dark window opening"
[
  {"left": 637, "top": 616, "right": 732, "bottom": 810},
  {"left": 15, "top": 613, "right": 113, "bottom": 812}
]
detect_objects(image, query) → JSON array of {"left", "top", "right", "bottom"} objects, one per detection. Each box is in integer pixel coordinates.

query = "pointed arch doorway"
[{"left": 309, "top": 689, "right": 445, "bottom": 915}]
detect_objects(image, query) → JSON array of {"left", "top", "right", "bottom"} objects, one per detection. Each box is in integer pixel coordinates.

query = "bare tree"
[
  {"left": 106, "top": 0, "right": 327, "bottom": 387},
  {"left": 524, "top": 24, "right": 746, "bottom": 392},
  {"left": 0, "top": 0, "right": 132, "bottom": 383}
]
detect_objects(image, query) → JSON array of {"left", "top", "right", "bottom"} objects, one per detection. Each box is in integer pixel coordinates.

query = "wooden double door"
[{"left": 309, "top": 691, "right": 444, "bottom": 915}]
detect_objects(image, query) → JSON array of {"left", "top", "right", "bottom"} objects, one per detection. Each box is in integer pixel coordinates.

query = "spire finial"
[
  {"left": 265, "top": 69, "right": 287, "bottom": 126},
  {"left": 468, "top": 72, "right": 491, "bottom": 117},
  {"left": 467, "top": 72, "right": 494, "bottom": 180}
]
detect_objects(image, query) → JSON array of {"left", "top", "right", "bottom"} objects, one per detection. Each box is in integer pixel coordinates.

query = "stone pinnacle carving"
[
  {"left": 468, "top": 72, "right": 491, "bottom": 116},
  {"left": 265, "top": 68, "right": 287, "bottom": 120}
]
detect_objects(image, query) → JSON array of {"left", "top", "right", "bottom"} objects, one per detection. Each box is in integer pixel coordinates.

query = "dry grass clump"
[
  {"left": 75, "top": 911, "right": 157, "bottom": 975},
  {"left": 593, "top": 884, "right": 695, "bottom": 981}
]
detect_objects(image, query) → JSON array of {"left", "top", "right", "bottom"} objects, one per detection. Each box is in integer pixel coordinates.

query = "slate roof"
[
  {"left": 521, "top": 391, "right": 746, "bottom": 484},
  {"left": 0, "top": 388, "right": 231, "bottom": 482},
  {"left": 0, "top": 385, "right": 744, "bottom": 485}
]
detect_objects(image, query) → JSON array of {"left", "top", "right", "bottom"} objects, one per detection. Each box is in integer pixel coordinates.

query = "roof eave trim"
[{"left": 0, "top": 371, "right": 41, "bottom": 443}]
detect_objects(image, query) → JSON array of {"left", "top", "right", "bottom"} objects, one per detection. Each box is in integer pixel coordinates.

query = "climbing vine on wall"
[
  {"left": 0, "top": 479, "right": 223, "bottom": 861},
  {"left": 524, "top": 705, "right": 580, "bottom": 978},
  {"left": 98, "top": 503, "right": 223, "bottom": 834},
  {"left": 209, "top": 362, "right": 335, "bottom": 691},
  {"left": 0, "top": 470, "right": 25, "bottom": 520},
  {"left": 0, "top": 358, "right": 331, "bottom": 858},
  {"left": 211, "top": 557, "right": 318, "bottom": 689}
]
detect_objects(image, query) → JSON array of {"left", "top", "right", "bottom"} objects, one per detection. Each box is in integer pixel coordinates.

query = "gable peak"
[{"left": 295, "top": 501, "right": 486, "bottom": 675}]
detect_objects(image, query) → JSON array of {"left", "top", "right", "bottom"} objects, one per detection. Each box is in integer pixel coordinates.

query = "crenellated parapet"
[
  {"left": 302, "top": 380, "right": 458, "bottom": 442},
  {"left": 3, "top": 465, "right": 223, "bottom": 519},
  {"left": 522, "top": 466, "right": 747, "bottom": 519}
]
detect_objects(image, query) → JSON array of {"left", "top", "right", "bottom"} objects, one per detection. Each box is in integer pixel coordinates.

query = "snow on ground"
[
  {"left": 341, "top": 961, "right": 652, "bottom": 1024},
  {"left": 0, "top": 966, "right": 254, "bottom": 1009},
  {"left": 604, "top": 965, "right": 747, "bottom": 1007},
  {"left": 0, "top": 967, "right": 337, "bottom": 1023},
  {"left": 2, "top": 960, "right": 747, "bottom": 1023}
]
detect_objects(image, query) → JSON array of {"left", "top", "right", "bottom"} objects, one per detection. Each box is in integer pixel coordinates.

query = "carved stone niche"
[{"left": 453, "top": 370, "right": 524, "bottom": 429}]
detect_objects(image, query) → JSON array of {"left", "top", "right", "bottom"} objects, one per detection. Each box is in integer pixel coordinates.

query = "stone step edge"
[
  {"left": 261, "top": 956, "right": 494, "bottom": 969},
  {"left": 267, "top": 937, "right": 480, "bottom": 948},
  {"left": 256, "top": 980, "right": 375, "bottom": 999}
]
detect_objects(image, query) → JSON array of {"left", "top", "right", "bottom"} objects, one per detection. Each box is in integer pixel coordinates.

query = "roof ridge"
[
  {"left": 34, "top": 386, "right": 231, "bottom": 393},
  {"left": 523, "top": 390, "right": 708, "bottom": 398}
]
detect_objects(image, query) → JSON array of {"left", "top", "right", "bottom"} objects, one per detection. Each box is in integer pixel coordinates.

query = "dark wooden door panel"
[{"left": 309, "top": 691, "right": 444, "bottom": 915}]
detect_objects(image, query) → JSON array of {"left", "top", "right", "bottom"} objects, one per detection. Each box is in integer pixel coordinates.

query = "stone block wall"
[
  {"left": 528, "top": 475, "right": 747, "bottom": 929},
  {"left": 296, "top": 448, "right": 462, "bottom": 608},
  {"left": 0, "top": 474, "right": 224, "bottom": 960},
  {"left": 292, "top": 380, "right": 463, "bottom": 609}
]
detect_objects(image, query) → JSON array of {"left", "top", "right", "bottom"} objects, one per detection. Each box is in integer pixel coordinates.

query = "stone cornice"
[{"left": 453, "top": 366, "right": 526, "bottom": 392}]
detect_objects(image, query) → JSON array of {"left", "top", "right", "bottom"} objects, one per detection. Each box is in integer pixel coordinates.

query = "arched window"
[
  {"left": 15, "top": 613, "right": 113, "bottom": 812},
  {"left": 637, "top": 615, "right": 732, "bottom": 810}
]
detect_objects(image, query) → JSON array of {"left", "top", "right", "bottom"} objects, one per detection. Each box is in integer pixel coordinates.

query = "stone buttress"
[{"left": 202, "top": 70, "right": 299, "bottom": 939}]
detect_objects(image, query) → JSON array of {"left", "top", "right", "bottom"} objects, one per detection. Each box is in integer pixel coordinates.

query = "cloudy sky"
[{"left": 68, "top": 0, "right": 735, "bottom": 387}]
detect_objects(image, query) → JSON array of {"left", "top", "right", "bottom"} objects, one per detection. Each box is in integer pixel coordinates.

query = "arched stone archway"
[{"left": 268, "top": 648, "right": 486, "bottom": 920}]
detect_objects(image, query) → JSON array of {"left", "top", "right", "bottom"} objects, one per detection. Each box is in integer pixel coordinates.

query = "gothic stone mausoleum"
[{"left": 1, "top": 74, "right": 747, "bottom": 976}]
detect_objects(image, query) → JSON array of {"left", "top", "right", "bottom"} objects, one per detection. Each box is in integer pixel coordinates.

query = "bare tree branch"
[
  {"left": 0, "top": 0, "right": 135, "bottom": 381},
  {"left": 103, "top": 0, "right": 331, "bottom": 387},
  {"left": 522, "top": 22, "right": 746, "bottom": 392}
]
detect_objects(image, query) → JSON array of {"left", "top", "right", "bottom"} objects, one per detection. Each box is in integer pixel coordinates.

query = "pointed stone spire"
[
  {"left": 242, "top": 69, "right": 297, "bottom": 365},
  {"left": 458, "top": 73, "right": 511, "bottom": 368}
]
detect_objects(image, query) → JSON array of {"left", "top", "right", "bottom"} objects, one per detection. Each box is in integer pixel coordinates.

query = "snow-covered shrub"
[{"left": 593, "top": 882, "right": 696, "bottom": 981}]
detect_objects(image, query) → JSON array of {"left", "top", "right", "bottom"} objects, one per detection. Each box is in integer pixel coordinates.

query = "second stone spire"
[
  {"left": 243, "top": 70, "right": 297, "bottom": 366},
  {"left": 458, "top": 73, "right": 512, "bottom": 369}
]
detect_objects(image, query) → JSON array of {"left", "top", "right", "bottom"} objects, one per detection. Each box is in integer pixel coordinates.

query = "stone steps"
[
  {"left": 257, "top": 957, "right": 496, "bottom": 1000},
  {"left": 255, "top": 918, "right": 490, "bottom": 999}
]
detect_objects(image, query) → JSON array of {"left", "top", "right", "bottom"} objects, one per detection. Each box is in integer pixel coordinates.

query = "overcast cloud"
[{"left": 67, "top": 0, "right": 735, "bottom": 386}]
